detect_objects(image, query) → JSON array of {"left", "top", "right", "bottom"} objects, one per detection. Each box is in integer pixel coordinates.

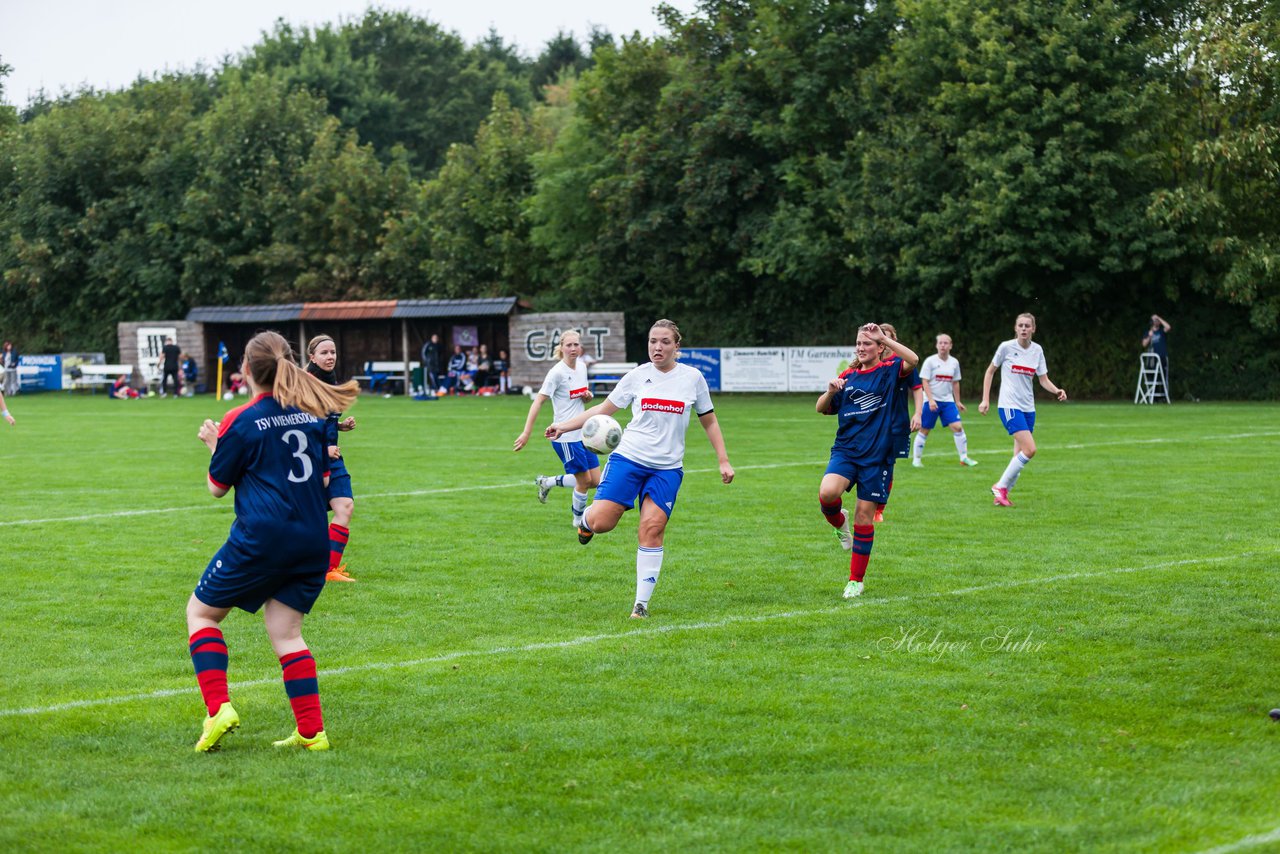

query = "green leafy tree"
[
  {"left": 845, "top": 0, "right": 1172, "bottom": 320},
  {"left": 408, "top": 93, "right": 552, "bottom": 297},
  {"left": 0, "top": 79, "right": 204, "bottom": 352},
  {"left": 243, "top": 10, "right": 532, "bottom": 175},
  {"left": 176, "top": 74, "right": 331, "bottom": 306},
  {"left": 1146, "top": 0, "right": 1280, "bottom": 330}
]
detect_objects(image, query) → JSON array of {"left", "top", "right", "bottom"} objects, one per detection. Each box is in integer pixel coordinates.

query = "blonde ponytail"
[{"left": 243, "top": 331, "right": 358, "bottom": 418}]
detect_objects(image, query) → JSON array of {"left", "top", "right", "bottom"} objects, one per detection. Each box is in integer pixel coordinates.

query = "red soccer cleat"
[{"left": 991, "top": 485, "right": 1012, "bottom": 507}]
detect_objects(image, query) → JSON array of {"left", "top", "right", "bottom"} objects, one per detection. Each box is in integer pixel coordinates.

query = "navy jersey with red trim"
[
  {"left": 826, "top": 360, "right": 901, "bottom": 462},
  {"left": 208, "top": 393, "right": 331, "bottom": 570},
  {"left": 890, "top": 360, "right": 921, "bottom": 439}
]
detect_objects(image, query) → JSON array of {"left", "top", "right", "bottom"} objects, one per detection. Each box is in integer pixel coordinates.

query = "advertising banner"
[
  {"left": 720, "top": 348, "right": 789, "bottom": 392},
  {"left": 678, "top": 348, "right": 721, "bottom": 391},
  {"left": 18, "top": 354, "right": 63, "bottom": 391},
  {"left": 788, "top": 347, "right": 858, "bottom": 392}
]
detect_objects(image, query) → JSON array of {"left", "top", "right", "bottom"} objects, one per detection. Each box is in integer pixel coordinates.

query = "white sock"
[
  {"left": 953, "top": 429, "right": 969, "bottom": 460},
  {"left": 540, "top": 475, "right": 569, "bottom": 488},
  {"left": 998, "top": 452, "right": 1031, "bottom": 489},
  {"left": 635, "top": 546, "right": 664, "bottom": 606},
  {"left": 571, "top": 490, "right": 588, "bottom": 524},
  {"left": 912, "top": 433, "right": 927, "bottom": 461}
]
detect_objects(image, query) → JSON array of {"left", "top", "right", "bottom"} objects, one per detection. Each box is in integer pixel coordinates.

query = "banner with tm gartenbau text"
[{"left": 680, "top": 347, "right": 856, "bottom": 392}]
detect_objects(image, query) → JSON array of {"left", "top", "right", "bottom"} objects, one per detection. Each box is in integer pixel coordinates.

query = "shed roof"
[
  {"left": 187, "top": 298, "right": 518, "bottom": 324},
  {"left": 187, "top": 304, "right": 304, "bottom": 323}
]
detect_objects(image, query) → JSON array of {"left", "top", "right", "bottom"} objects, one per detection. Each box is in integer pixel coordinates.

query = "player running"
[
  {"left": 978, "top": 313, "right": 1068, "bottom": 507},
  {"left": 305, "top": 334, "right": 358, "bottom": 583},
  {"left": 545, "top": 319, "right": 734, "bottom": 619},
  {"left": 912, "top": 333, "right": 979, "bottom": 468},
  {"left": 186, "top": 330, "right": 359, "bottom": 753},
  {"left": 817, "top": 323, "right": 919, "bottom": 599},
  {"left": 514, "top": 330, "right": 601, "bottom": 529}
]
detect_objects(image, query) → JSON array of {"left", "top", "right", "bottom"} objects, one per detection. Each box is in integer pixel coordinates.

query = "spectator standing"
[
  {"left": 2, "top": 341, "right": 19, "bottom": 396},
  {"left": 1143, "top": 314, "right": 1172, "bottom": 397},
  {"left": 493, "top": 350, "right": 511, "bottom": 394},
  {"left": 160, "top": 337, "right": 183, "bottom": 398},
  {"left": 477, "top": 345, "right": 493, "bottom": 389},
  {"left": 421, "top": 334, "right": 443, "bottom": 393}
]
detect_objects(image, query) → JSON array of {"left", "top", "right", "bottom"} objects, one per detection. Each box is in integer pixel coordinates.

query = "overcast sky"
[{"left": 1, "top": 1, "right": 699, "bottom": 108}]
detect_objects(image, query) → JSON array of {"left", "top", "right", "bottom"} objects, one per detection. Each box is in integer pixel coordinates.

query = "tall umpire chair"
[{"left": 1134, "top": 352, "right": 1170, "bottom": 404}]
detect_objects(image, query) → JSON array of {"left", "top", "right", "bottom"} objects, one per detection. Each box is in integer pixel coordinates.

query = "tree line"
[{"left": 2, "top": 2, "right": 1277, "bottom": 398}]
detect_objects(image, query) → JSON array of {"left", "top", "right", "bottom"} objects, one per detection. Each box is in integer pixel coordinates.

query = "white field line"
[
  {"left": 3, "top": 430, "right": 1279, "bottom": 529},
  {"left": 1197, "top": 825, "right": 1280, "bottom": 854},
  {"left": 2, "top": 549, "right": 1274, "bottom": 720},
  {"left": 0, "top": 461, "right": 821, "bottom": 527}
]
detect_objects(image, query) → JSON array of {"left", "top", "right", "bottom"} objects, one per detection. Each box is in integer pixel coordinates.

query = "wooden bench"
[
  {"left": 67, "top": 364, "right": 133, "bottom": 394},
  {"left": 354, "top": 360, "right": 421, "bottom": 394},
  {"left": 587, "top": 361, "right": 637, "bottom": 392}
]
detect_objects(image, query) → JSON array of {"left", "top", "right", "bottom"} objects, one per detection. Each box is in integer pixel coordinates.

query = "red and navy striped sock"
[
  {"left": 850, "top": 525, "right": 875, "bottom": 582},
  {"left": 820, "top": 498, "right": 846, "bottom": 528},
  {"left": 280, "top": 649, "right": 324, "bottom": 738},
  {"left": 328, "top": 523, "right": 349, "bottom": 571},
  {"left": 188, "top": 627, "right": 229, "bottom": 716}
]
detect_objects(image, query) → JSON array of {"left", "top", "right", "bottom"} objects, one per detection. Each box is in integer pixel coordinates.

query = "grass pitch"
[{"left": 0, "top": 392, "right": 1277, "bottom": 852}]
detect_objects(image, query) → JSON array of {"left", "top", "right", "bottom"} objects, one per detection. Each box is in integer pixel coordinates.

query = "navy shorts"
[
  {"left": 553, "top": 440, "right": 601, "bottom": 475},
  {"left": 999, "top": 408, "right": 1036, "bottom": 435},
  {"left": 922, "top": 401, "right": 961, "bottom": 430},
  {"left": 594, "top": 453, "right": 683, "bottom": 517},
  {"left": 193, "top": 543, "right": 326, "bottom": 615},
  {"left": 824, "top": 451, "right": 892, "bottom": 503},
  {"left": 327, "top": 471, "right": 353, "bottom": 502}
]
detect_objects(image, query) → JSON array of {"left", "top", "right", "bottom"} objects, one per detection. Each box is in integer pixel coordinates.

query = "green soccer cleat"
[
  {"left": 272, "top": 729, "right": 331, "bottom": 751},
  {"left": 961, "top": 456, "right": 979, "bottom": 467},
  {"left": 842, "top": 580, "right": 864, "bottom": 599},
  {"left": 194, "top": 702, "right": 240, "bottom": 753},
  {"left": 911, "top": 458, "right": 924, "bottom": 468},
  {"left": 833, "top": 517, "right": 853, "bottom": 551}
]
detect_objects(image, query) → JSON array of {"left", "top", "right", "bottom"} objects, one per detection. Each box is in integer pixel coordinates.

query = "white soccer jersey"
[
  {"left": 921, "top": 354, "right": 961, "bottom": 403},
  {"left": 991, "top": 339, "right": 1047, "bottom": 411},
  {"left": 538, "top": 360, "right": 591, "bottom": 442},
  {"left": 608, "top": 362, "right": 714, "bottom": 470}
]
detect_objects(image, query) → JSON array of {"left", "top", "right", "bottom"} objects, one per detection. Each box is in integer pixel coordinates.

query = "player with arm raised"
[
  {"left": 545, "top": 320, "right": 734, "bottom": 619},
  {"left": 186, "top": 331, "right": 359, "bottom": 753},
  {"left": 912, "top": 333, "right": 979, "bottom": 468},
  {"left": 872, "top": 323, "right": 923, "bottom": 522},
  {"left": 979, "top": 313, "right": 1067, "bottom": 507},
  {"left": 514, "top": 330, "right": 601, "bottom": 529},
  {"left": 816, "top": 323, "right": 919, "bottom": 599}
]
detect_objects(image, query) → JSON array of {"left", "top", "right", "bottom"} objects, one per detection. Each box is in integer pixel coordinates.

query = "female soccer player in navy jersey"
[
  {"left": 545, "top": 320, "right": 734, "bottom": 619},
  {"left": 514, "top": 329, "right": 600, "bottom": 529},
  {"left": 306, "top": 334, "right": 358, "bottom": 583},
  {"left": 978, "top": 313, "right": 1068, "bottom": 507},
  {"left": 816, "top": 323, "right": 919, "bottom": 599},
  {"left": 872, "top": 323, "right": 923, "bottom": 523},
  {"left": 187, "top": 330, "right": 359, "bottom": 753}
]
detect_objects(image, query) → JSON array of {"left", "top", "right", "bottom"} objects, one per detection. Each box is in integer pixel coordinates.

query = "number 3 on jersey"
[{"left": 282, "top": 429, "right": 314, "bottom": 483}]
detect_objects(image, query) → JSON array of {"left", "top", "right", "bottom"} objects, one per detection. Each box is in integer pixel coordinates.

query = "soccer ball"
[
  {"left": 582, "top": 414, "right": 623, "bottom": 455},
  {"left": 223, "top": 391, "right": 234, "bottom": 401}
]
